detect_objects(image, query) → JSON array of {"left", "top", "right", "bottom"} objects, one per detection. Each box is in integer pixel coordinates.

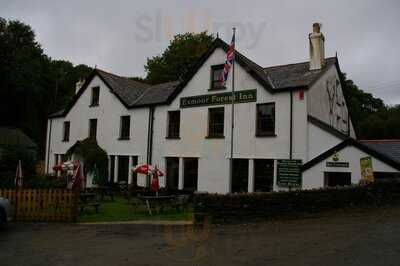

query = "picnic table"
[
  {"left": 94, "top": 186, "right": 115, "bottom": 201},
  {"left": 136, "top": 195, "right": 176, "bottom": 215},
  {"left": 79, "top": 192, "right": 100, "bottom": 213},
  {"left": 80, "top": 192, "right": 96, "bottom": 203}
]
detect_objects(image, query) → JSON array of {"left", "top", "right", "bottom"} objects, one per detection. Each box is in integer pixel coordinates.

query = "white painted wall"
[
  {"left": 152, "top": 48, "right": 307, "bottom": 193},
  {"left": 45, "top": 48, "right": 396, "bottom": 194},
  {"left": 303, "top": 145, "right": 399, "bottom": 189},
  {"left": 307, "top": 65, "right": 356, "bottom": 138},
  {"left": 46, "top": 75, "right": 149, "bottom": 186},
  {"left": 308, "top": 121, "right": 343, "bottom": 160}
]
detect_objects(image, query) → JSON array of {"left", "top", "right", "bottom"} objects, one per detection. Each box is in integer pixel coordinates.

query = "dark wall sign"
[
  {"left": 277, "top": 159, "right": 302, "bottom": 188},
  {"left": 180, "top": 89, "right": 257, "bottom": 108},
  {"left": 326, "top": 162, "right": 349, "bottom": 168}
]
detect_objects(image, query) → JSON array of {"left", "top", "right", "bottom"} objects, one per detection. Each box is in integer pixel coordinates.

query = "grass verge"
[{"left": 78, "top": 196, "right": 193, "bottom": 223}]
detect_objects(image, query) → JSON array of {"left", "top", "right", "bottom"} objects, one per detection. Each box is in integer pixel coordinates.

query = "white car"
[{"left": 0, "top": 197, "right": 11, "bottom": 225}]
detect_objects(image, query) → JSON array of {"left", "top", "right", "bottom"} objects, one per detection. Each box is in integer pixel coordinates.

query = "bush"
[
  {"left": 193, "top": 182, "right": 400, "bottom": 224},
  {"left": 66, "top": 138, "right": 108, "bottom": 179}
]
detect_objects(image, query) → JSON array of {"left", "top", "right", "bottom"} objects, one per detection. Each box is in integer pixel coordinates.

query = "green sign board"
[
  {"left": 180, "top": 89, "right": 257, "bottom": 108},
  {"left": 277, "top": 159, "right": 302, "bottom": 188}
]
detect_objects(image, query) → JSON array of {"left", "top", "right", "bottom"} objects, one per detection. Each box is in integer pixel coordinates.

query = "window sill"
[
  {"left": 118, "top": 137, "right": 130, "bottom": 141},
  {"left": 206, "top": 135, "right": 225, "bottom": 139},
  {"left": 62, "top": 140, "right": 69, "bottom": 142},
  {"left": 208, "top": 87, "right": 226, "bottom": 91},
  {"left": 256, "top": 133, "right": 277, "bottom": 138},
  {"left": 89, "top": 104, "right": 99, "bottom": 107},
  {"left": 166, "top": 136, "right": 181, "bottom": 139}
]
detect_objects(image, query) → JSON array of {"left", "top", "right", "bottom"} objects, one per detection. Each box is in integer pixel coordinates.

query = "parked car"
[{"left": 0, "top": 197, "right": 11, "bottom": 226}]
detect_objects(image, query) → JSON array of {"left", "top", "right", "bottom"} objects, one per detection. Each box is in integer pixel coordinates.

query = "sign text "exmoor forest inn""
[{"left": 180, "top": 89, "right": 257, "bottom": 108}]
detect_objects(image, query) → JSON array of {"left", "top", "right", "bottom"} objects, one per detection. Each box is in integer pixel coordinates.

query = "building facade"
[{"left": 45, "top": 24, "right": 400, "bottom": 193}]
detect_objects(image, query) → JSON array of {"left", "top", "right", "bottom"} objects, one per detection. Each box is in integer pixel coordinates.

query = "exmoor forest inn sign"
[{"left": 180, "top": 89, "right": 257, "bottom": 108}]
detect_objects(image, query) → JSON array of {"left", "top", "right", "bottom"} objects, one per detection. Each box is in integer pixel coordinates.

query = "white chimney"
[
  {"left": 309, "top": 23, "right": 325, "bottom": 70},
  {"left": 75, "top": 79, "right": 84, "bottom": 94}
]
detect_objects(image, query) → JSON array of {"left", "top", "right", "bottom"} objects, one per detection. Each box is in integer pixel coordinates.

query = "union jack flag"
[{"left": 220, "top": 32, "right": 235, "bottom": 86}]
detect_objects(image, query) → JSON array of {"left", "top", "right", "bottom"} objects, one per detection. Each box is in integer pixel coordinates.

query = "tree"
[
  {"left": 342, "top": 74, "right": 400, "bottom": 139},
  {"left": 0, "top": 18, "right": 91, "bottom": 157},
  {"left": 144, "top": 31, "right": 215, "bottom": 84}
]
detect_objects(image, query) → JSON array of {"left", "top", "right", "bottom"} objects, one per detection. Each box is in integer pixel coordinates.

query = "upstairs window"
[
  {"left": 119, "top": 115, "right": 130, "bottom": 140},
  {"left": 167, "top": 111, "right": 180, "bottom": 138},
  {"left": 89, "top": 119, "right": 97, "bottom": 139},
  {"left": 90, "top": 86, "right": 100, "bottom": 106},
  {"left": 210, "top": 64, "right": 225, "bottom": 90},
  {"left": 256, "top": 103, "right": 275, "bottom": 136},
  {"left": 207, "top": 107, "right": 224, "bottom": 138},
  {"left": 62, "top": 121, "right": 70, "bottom": 142}
]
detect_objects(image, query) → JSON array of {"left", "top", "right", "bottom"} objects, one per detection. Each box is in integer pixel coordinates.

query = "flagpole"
[{"left": 229, "top": 27, "right": 236, "bottom": 193}]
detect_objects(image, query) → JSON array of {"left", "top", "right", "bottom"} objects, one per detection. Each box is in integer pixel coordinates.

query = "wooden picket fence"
[{"left": 0, "top": 189, "right": 78, "bottom": 222}]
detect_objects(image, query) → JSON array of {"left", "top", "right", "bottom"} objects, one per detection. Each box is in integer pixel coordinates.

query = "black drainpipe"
[
  {"left": 146, "top": 106, "right": 155, "bottom": 187},
  {"left": 46, "top": 118, "right": 52, "bottom": 173},
  {"left": 289, "top": 91, "right": 293, "bottom": 159}
]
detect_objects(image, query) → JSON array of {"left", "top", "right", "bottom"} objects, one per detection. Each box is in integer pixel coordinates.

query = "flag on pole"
[
  {"left": 15, "top": 160, "right": 23, "bottom": 188},
  {"left": 220, "top": 32, "right": 236, "bottom": 86}
]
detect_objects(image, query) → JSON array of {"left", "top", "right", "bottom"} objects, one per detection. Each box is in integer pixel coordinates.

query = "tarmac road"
[{"left": 1, "top": 207, "right": 400, "bottom": 266}]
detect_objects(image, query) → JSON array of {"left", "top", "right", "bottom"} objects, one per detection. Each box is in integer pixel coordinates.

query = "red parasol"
[
  {"left": 70, "top": 163, "right": 84, "bottom": 191},
  {"left": 15, "top": 160, "right": 23, "bottom": 188},
  {"left": 132, "top": 164, "right": 153, "bottom": 175}
]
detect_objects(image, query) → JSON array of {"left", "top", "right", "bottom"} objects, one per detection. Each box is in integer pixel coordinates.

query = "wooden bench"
[{"left": 79, "top": 202, "right": 100, "bottom": 213}]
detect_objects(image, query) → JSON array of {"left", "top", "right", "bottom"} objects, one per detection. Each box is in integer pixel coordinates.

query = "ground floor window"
[
  {"left": 324, "top": 172, "right": 351, "bottom": 187},
  {"left": 166, "top": 157, "right": 179, "bottom": 189},
  {"left": 232, "top": 159, "right": 249, "bottom": 193},
  {"left": 254, "top": 159, "right": 274, "bottom": 192},
  {"left": 183, "top": 158, "right": 198, "bottom": 191},
  {"left": 118, "top": 156, "right": 129, "bottom": 183}
]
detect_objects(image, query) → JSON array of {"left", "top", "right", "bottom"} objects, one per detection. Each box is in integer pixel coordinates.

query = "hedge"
[{"left": 193, "top": 181, "right": 400, "bottom": 224}]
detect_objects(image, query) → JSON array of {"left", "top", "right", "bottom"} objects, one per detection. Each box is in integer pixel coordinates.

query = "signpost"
[
  {"left": 180, "top": 89, "right": 257, "bottom": 108},
  {"left": 277, "top": 159, "right": 302, "bottom": 188}
]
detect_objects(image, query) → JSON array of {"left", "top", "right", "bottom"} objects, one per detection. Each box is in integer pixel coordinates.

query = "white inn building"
[{"left": 45, "top": 24, "right": 400, "bottom": 193}]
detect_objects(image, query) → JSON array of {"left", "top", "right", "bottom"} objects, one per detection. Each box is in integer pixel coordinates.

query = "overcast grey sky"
[{"left": 1, "top": 0, "right": 400, "bottom": 104}]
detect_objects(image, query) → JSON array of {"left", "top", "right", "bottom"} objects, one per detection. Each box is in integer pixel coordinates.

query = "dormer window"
[
  {"left": 210, "top": 64, "right": 225, "bottom": 90},
  {"left": 90, "top": 86, "right": 100, "bottom": 106}
]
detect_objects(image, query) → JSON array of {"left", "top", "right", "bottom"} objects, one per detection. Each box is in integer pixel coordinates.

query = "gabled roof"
[
  {"left": 264, "top": 57, "right": 337, "bottom": 89},
  {"left": 96, "top": 69, "right": 150, "bottom": 106},
  {"left": 0, "top": 127, "right": 37, "bottom": 148},
  {"left": 302, "top": 138, "right": 400, "bottom": 171},
  {"left": 49, "top": 69, "right": 179, "bottom": 118},
  {"left": 308, "top": 115, "right": 349, "bottom": 140},
  {"left": 359, "top": 140, "right": 400, "bottom": 163},
  {"left": 49, "top": 38, "right": 341, "bottom": 118}
]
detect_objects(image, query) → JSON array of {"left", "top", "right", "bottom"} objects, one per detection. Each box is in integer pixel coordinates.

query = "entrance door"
[
  {"left": 166, "top": 157, "right": 179, "bottom": 189},
  {"left": 254, "top": 159, "right": 274, "bottom": 192},
  {"left": 324, "top": 172, "right": 351, "bottom": 187},
  {"left": 232, "top": 159, "right": 249, "bottom": 193},
  {"left": 183, "top": 158, "right": 198, "bottom": 191},
  {"left": 118, "top": 156, "right": 129, "bottom": 183}
]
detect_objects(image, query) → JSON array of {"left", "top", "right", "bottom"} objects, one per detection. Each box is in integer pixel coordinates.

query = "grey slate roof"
[
  {"left": 264, "top": 57, "right": 337, "bottom": 89},
  {"left": 96, "top": 69, "right": 150, "bottom": 106},
  {"left": 0, "top": 127, "right": 37, "bottom": 148},
  {"left": 49, "top": 38, "right": 340, "bottom": 118},
  {"left": 359, "top": 140, "right": 400, "bottom": 163},
  {"left": 133, "top": 81, "right": 180, "bottom": 106}
]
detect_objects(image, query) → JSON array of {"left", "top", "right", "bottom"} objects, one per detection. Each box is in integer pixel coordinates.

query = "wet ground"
[{"left": 1, "top": 206, "right": 400, "bottom": 266}]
